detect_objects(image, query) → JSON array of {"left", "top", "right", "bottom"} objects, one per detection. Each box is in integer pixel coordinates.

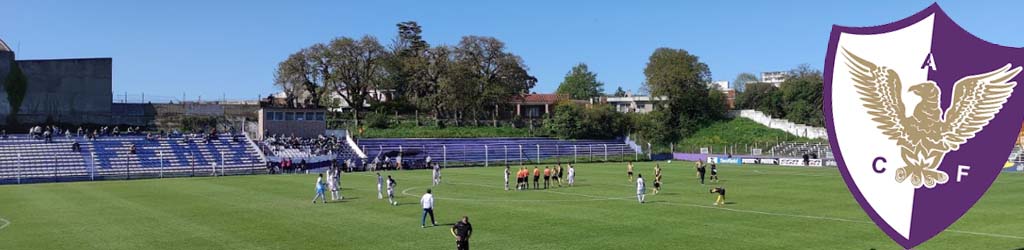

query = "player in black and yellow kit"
[
  {"left": 710, "top": 187, "right": 726, "bottom": 206},
  {"left": 709, "top": 161, "right": 719, "bottom": 183}
]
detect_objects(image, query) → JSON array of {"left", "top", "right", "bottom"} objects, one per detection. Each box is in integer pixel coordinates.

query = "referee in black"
[{"left": 451, "top": 216, "right": 473, "bottom": 250}]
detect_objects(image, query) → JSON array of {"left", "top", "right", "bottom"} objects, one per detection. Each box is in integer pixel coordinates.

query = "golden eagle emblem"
[{"left": 842, "top": 48, "right": 1021, "bottom": 188}]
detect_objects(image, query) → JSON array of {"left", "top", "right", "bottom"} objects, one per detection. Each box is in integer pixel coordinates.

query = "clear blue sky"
[{"left": 3, "top": 1, "right": 1023, "bottom": 102}]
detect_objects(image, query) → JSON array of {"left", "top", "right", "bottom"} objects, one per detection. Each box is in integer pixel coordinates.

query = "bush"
[
  {"left": 181, "top": 116, "right": 218, "bottom": 132},
  {"left": 546, "top": 103, "right": 628, "bottom": 139},
  {"left": 365, "top": 113, "right": 391, "bottom": 129}
]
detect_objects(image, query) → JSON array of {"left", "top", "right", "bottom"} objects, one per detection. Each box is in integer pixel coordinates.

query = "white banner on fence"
[
  {"left": 700, "top": 147, "right": 710, "bottom": 154},
  {"left": 752, "top": 148, "right": 762, "bottom": 155},
  {"left": 809, "top": 159, "right": 823, "bottom": 167},
  {"left": 779, "top": 158, "right": 804, "bottom": 166}
]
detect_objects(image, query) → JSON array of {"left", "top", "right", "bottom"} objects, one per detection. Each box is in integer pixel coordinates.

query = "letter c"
[{"left": 873, "top": 157, "right": 887, "bottom": 173}]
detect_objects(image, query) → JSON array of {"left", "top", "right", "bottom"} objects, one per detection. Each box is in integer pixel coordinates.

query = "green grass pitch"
[{"left": 0, "top": 162, "right": 1022, "bottom": 249}]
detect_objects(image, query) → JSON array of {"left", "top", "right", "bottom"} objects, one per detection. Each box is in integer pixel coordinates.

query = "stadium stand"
[
  {"left": 0, "top": 134, "right": 265, "bottom": 184},
  {"left": 768, "top": 142, "right": 832, "bottom": 158}
]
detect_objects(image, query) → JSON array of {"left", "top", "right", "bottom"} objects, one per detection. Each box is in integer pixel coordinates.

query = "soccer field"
[{"left": 0, "top": 162, "right": 1022, "bottom": 249}]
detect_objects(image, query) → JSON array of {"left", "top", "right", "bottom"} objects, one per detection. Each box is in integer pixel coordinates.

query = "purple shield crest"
[{"left": 824, "top": 4, "right": 1024, "bottom": 249}]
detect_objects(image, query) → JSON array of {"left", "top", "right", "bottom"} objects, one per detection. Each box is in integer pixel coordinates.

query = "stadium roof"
[{"left": 0, "top": 38, "right": 10, "bottom": 52}]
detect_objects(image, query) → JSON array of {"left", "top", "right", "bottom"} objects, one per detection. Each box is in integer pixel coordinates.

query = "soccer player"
[
  {"left": 543, "top": 167, "right": 551, "bottom": 189},
  {"left": 451, "top": 216, "right": 473, "bottom": 250},
  {"left": 567, "top": 164, "right": 575, "bottom": 187},
  {"left": 436, "top": 163, "right": 443, "bottom": 185},
  {"left": 555, "top": 164, "right": 564, "bottom": 187},
  {"left": 627, "top": 161, "right": 634, "bottom": 183},
  {"left": 710, "top": 187, "right": 726, "bottom": 205},
  {"left": 328, "top": 168, "right": 341, "bottom": 201},
  {"left": 517, "top": 168, "right": 526, "bottom": 190},
  {"left": 421, "top": 189, "right": 437, "bottom": 228},
  {"left": 376, "top": 172, "right": 384, "bottom": 199},
  {"left": 696, "top": 161, "right": 707, "bottom": 185},
  {"left": 504, "top": 165, "right": 511, "bottom": 191},
  {"left": 710, "top": 161, "right": 719, "bottom": 183},
  {"left": 432, "top": 164, "right": 440, "bottom": 186},
  {"left": 387, "top": 175, "right": 397, "bottom": 206},
  {"left": 653, "top": 164, "right": 662, "bottom": 194},
  {"left": 533, "top": 167, "right": 541, "bottom": 189},
  {"left": 515, "top": 168, "right": 522, "bottom": 190},
  {"left": 312, "top": 173, "right": 326, "bottom": 204},
  {"left": 636, "top": 173, "right": 646, "bottom": 204}
]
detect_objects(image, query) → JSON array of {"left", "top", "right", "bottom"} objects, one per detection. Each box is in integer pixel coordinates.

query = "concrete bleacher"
[
  {"left": 0, "top": 134, "right": 266, "bottom": 184},
  {"left": 769, "top": 142, "right": 832, "bottom": 158},
  {"left": 357, "top": 137, "right": 635, "bottom": 168}
]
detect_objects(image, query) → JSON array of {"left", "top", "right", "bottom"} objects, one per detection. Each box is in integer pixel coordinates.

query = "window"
[
  {"left": 275, "top": 112, "right": 283, "bottom": 120},
  {"left": 316, "top": 112, "right": 325, "bottom": 121},
  {"left": 527, "top": 107, "right": 540, "bottom": 118},
  {"left": 296, "top": 112, "right": 305, "bottom": 121},
  {"left": 305, "top": 112, "right": 315, "bottom": 121},
  {"left": 266, "top": 112, "right": 275, "bottom": 121},
  {"left": 285, "top": 112, "right": 294, "bottom": 121}
]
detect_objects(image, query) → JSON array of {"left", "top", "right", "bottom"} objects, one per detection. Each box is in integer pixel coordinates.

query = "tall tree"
[
  {"left": 612, "top": 87, "right": 627, "bottom": 97},
  {"left": 555, "top": 63, "right": 604, "bottom": 100},
  {"left": 779, "top": 64, "right": 824, "bottom": 126},
  {"left": 453, "top": 36, "right": 537, "bottom": 125},
  {"left": 732, "top": 72, "right": 758, "bottom": 92},
  {"left": 384, "top": 21, "right": 433, "bottom": 121},
  {"left": 273, "top": 49, "right": 317, "bottom": 108},
  {"left": 326, "top": 35, "right": 388, "bottom": 127},
  {"left": 736, "top": 82, "right": 782, "bottom": 117},
  {"left": 642, "top": 48, "right": 720, "bottom": 143}
]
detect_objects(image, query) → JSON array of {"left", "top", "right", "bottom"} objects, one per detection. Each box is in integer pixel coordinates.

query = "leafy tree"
[
  {"left": 546, "top": 102, "right": 627, "bottom": 139},
  {"left": 453, "top": 36, "right": 537, "bottom": 125},
  {"left": 273, "top": 49, "right": 318, "bottom": 108},
  {"left": 736, "top": 82, "right": 783, "bottom": 115},
  {"left": 555, "top": 63, "right": 604, "bottom": 99},
  {"left": 612, "top": 87, "right": 627, "bottom": 97},
  {"left": 641, "top": 48, "right": 722, "bottom": 143},
  {"left": 779, "top": 64, "right": 824, "bottom": 126},
  {"left": 732, "top": 72, "right": 758, "bottom": 92},
  {"left": 384, "top": 21, "right": 432, "bottom": 120},
  {"left": 325, "top": 36, "right": 389, "bottom": 127}
]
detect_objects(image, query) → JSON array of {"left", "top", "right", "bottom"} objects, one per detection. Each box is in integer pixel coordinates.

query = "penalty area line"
[{"left": 0, "top": 217, "right": 9, "bottom": 231}]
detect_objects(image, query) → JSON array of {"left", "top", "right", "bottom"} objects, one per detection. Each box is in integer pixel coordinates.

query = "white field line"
[
  {"left": 351, "top": 171, "right": 1024, "bottom": 240},
  {"left": 0, "top": 217, "right": 9, "bottom": 231}
]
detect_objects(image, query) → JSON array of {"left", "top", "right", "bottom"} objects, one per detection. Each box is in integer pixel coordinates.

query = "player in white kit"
[
  {"left": 387, "top": 175, "right": 397, "bottom": 206},
  {"left": 504, "top": 165, "right": 510, "bottom": 191},
  {"left": 636, "top": 174, "right": 646, "bottom": 204},
  {"left": 567, "top": 164, "right": 576, "bottom": 187},
  {"left": 376, "top": 172, "right": 384, "bottom": 199}
]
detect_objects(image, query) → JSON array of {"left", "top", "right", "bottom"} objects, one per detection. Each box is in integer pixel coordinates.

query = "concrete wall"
[
  {"left": 734, "top": 109, "right": 828, "bottom": 139},
  {"left": 2, "top": 58, "right": 113, "bottom": 125}
]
